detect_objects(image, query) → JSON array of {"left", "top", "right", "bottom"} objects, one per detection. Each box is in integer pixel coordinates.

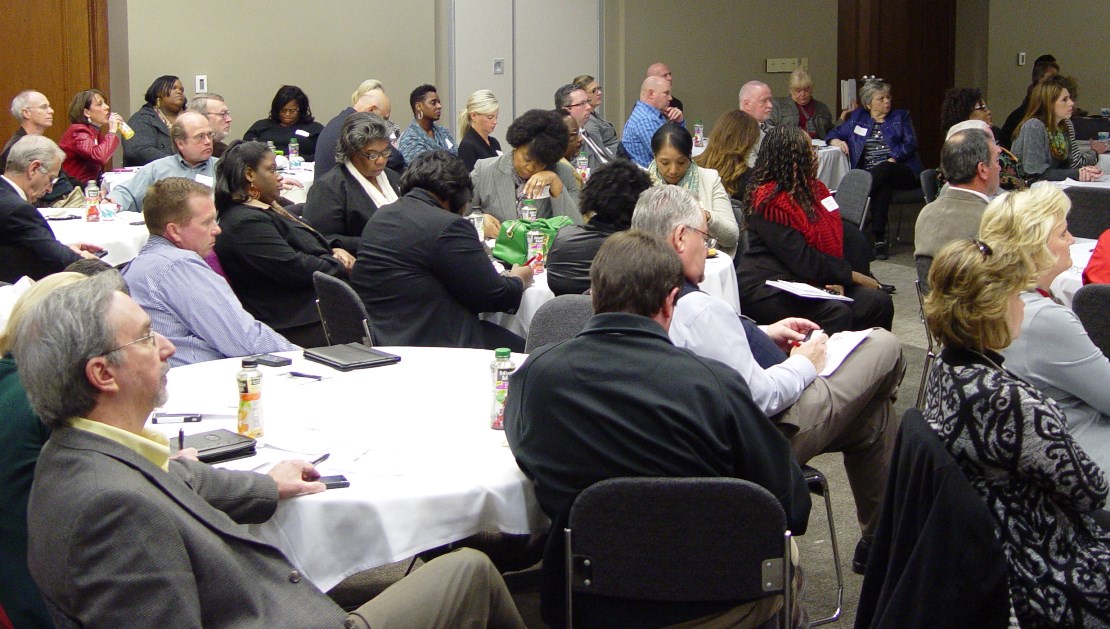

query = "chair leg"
[
  {"left": 808, "top": 475, "right": 843, "bottom": 626},
  {"left": 565, "top": 527, "right": 574, "bottom": 629},
  {"left": 916, "top": 351, "right": 936, "bottom": 408}
]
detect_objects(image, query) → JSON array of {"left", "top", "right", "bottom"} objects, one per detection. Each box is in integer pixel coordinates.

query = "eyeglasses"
[
  {"left": 101, "top": 328, "right": 158, "bottom": 355},
  {"left": 568, "top": 101, "right": 590, "bottom": 109},
  {"left": 27, "top": 104, "right": 52, "bottom": 111},
  {"left": 190, "top": 132, "right": 216, "bottom": 142},
  {"left": 973, "top": 239, "right": 993, "bottom": 256},
  {"left": 973, "top": 103, "right": 990, "bottom": 111},
  {"left": 209, "top": 109, "right": 232, "bottom": 118},
  {"left": 685, "top": 225, "right": 717, "bottom": 250},
  {"left": 360, "top": 147, "right": 393, "bottom": 161},
  {"left": 279, "top": 108, "right": 301, "bottom": 116},
  {"left": 589, "top": 86, "right": 602, "bottom": 94}
]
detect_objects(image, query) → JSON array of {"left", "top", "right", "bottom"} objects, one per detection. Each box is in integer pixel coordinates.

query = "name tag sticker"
[
  {"left": 294, "top": 129, "right": 310, "bottom": 137},
  {"left": 821, "top": 196, "right": 840, "bottom": 212},
  {"left": 853, "top": 125, "right": 868, "bottom": 137},
  {"left": 195, "top": 174, "right": 214, "bottom": 187},
  {"left": 445, "top": 137, "right": 455, "bottom": 149}
]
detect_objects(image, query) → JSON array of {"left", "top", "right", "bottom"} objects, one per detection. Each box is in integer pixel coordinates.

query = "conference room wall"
[
  {"left": 600, "top": 0, "right": 840, "bottom": 136},
  {"left": 985, "top": 1, "right": 1110, "bottom": 116},
  {"left": 113, "top": 0, "right": 438, "bottom": 145}
]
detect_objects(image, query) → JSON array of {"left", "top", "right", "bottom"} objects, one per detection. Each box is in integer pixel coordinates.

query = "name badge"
[
  {"left": 445, "top": 137, "right": 454, "bottom": 149},
  {"left": 853, "top": 125, "right": 868, "bottom": 137},
  {"left": 821, "top": 196, "right": 840, "bottom": 212},
  {"left": 195, "top": 174, "right": 214, "bottom": 187},
  {"left": 294, "top": 128, "right": 310, "bottom": 138}
]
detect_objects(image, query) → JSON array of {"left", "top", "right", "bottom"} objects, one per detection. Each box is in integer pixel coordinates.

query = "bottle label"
[
  {"left": 237, "top": 373, "right": 264, "bottom": 438},
  {"left": 491, "top": 366, "right": 512, "bottom": 430}
]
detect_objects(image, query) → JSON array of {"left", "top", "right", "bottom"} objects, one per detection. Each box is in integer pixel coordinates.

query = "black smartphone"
[
  {"left": 320, "top": 475, "right": 349, "bottom": 489},
  {"left": 252, "top": 353, "right": 292, "bottom": 367},
  {"left": 94, "top": 249, "right": 109, "bottom": 258}
]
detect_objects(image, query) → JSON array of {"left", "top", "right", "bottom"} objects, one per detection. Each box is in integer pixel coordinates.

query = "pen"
[
  {"left": 524, "top": 255, "right": 539, "bottom": 266},
  {"left": 789, "top": 329, "right": 820, "bottom": 348},
  {"left": 178, "top": 428, "right": 184, "bottom": 451},
  {"left": 311, "top": 453, "right": 330, "bottom": 466},
  {"left": 288, "top": 371, "right": 322, "bottom": 381}
]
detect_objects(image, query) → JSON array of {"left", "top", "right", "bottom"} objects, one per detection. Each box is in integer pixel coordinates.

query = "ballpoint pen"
[
  {"left": 311, "top": 453, "right": 330, "bottom": 466},
  {"left": 289, "top": 371, "right": 323, "bottom": 381},
  {"left": 178, "top": 428, "right": 185, "bottom": 451}
]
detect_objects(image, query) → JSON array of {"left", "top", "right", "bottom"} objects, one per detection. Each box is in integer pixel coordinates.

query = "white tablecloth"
[
  {"left": 279, "top": 163, "right": 315, "bottom": 204},
  {"left": 485, "top": 253, "right": 741, "bottom": 338},
  {"left": 1100, "top": 153, "right": 1110, "bottom": 173},
  {"left": 40, "top": 209, "right": 150, "bottom": 266},
  {"left": 817, "top": 147, "right": 851, "bottom": 191},
  {"left": 151, "top": 346, "right": 546, "bottom": 592},
  {"left": 1052, "top": 237, "right": 1096, "bottom": 308}
]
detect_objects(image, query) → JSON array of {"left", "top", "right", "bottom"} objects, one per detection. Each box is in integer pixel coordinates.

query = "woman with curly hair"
[
  {"left": 546, "top": 159, "right": 652, "bottom": 295},
  {"left": 923, "top": 236, "right": 1110, "bottom": 628},
  {"left": 470, "top": 108, "right": 582, "bottom": 231},
  {"left": 244, "top": 85, "right": 324, "bottom": 161},
  {"left": 939, "top": 87, "right": 1026, "bottom": 191},
  {"left": 738, "top": 126, "right": 892, "bottom": 334}
]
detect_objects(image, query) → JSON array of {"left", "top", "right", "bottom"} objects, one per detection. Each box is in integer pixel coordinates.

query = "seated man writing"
[
  {"left": 121, "top": 177, "right": 297, "bottom": 366},
  {"left": 13, "top": 270, "right": 526, "bottom": 628},
  {"left": 632, "top": 185, "right": 905, "bottom": 574},
  {"left": 505, "top": 229, "right": 810, "bottom": 627}
]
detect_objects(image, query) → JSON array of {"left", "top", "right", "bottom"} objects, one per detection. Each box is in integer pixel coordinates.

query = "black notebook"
[
  {"left": 303, "top": 343, "right": 402, "bottom": 371},
  {"left": 169, "top": 429, "right": 257, "bottom": 464}
]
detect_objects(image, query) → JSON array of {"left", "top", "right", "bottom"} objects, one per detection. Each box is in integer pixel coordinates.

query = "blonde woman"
[
  {"left": 457, "top": 90, "right": 501, "bottom": 172},
  {"left": 923, "top": 238, "right": 1110, "bottom": 627},
  {"left": 770, "top": 68, "right": 835, "bottom": 139},
  {"left": 978, "top": 183, "right": 1110, "bottom": 469}
]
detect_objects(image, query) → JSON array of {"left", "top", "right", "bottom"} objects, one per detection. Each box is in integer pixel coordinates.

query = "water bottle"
[
  {"left": 288, "top": 137, "right": 303, "bottom": 170},
  {"left": 467, "top": 207, "right": 485, "bottom": 240},
  {"left": 519, "top": 198, "right": 538, "bottom": 221},
  {"left": 526, "top": 227, "right": 545, "bottom": 274},
  {"left": 84, "top": 180, "right": 100, "bottom": 222},
  {"left": 574, "top": 149, "right": 590, "bottom": 182},
  {"left": 489, "top": 348, "right": 516, "bottom": 430},
  {"left": 267, "top": 140, "right": 277, "bottom": 154},
  {"left": 693, "top": 119, "right": 705, "bottom": 147},
  {"left": 236, "top": 358, "right": 264, "bottom": 438}
]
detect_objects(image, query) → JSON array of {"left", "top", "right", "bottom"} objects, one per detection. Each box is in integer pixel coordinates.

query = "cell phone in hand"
[
  {"left": 252, "top": 353, "right": 292, "bottom": 367},
  {"left": 320, "top": 475, "right": 350, "bottom": 489},
  {"left": 94, "top": 249, "right": 109, "bottom": 258}
]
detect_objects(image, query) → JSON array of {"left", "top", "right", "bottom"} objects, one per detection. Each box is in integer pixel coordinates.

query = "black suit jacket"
[
  {"left": 458, "top": 126, "right": 501, "bottom": 172},
  {"left": 302, "top": 164, "right": 401, "bottom": 254},
  {"left": 350, "top": 188, "right": 525, "bottom": 349},
  {"left": 214, "top": 202, "right": 345, "bottom": 332},
  {"left": 0, "top": 177, "right": 81, "bottom": 282}
]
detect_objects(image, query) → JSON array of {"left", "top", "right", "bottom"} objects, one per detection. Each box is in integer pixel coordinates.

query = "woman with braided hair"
[{"left": 737, "top": 125, "right": 893, "bottom": 334}]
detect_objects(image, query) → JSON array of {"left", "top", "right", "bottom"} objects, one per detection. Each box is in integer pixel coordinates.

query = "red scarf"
[{"left": 753, "top": 180, "right": 843, "bottom": 258}]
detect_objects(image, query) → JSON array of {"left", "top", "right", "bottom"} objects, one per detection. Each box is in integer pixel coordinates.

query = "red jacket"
[
  {"left": 59, "top": 123, "right": 120, "bottom": 184},
  {"left": 1083, "top": 229, "right": 1110, "bottom": 285}
]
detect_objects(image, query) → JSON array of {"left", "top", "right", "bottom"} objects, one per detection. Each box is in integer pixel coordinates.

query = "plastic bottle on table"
[
  {"left": 267, "top": 140, "right": 277, "bottom": 154},
  {"left": 574, "top": 149, "right": 590, "bottom": 182},
  {"left": 490, "top": 348, "right": 516, "bottom": 430},
  {"left": 84, "top": 180, "right": 100, "bottom": 222},
  {"left": 526, "top": 226, "right": 545, "bottom": 274},
  {"left": 467, "top": 206, "right": 485, "bottom": 240},
  {"left": 519, "top": 198, "right": 538, "bottom": 221},
  {"left": 236, "top": 357, "right": 264, "bottom": 438},
  {"left": 288, "top": 137, "right": 303, "bottom": 169},
  {"left": 693, "top": 119, "right": 705, "bottom": 147}
]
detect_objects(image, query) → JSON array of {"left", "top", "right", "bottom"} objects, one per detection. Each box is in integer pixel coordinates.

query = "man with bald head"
[
  {"left": 109, "top": 111, "right": 218, "bottom": 213},
  {"left": 739, "top": 80, "right": 775, "bottom": 166},
  {"left": 621, "top": 76, "right": 682, "bottom": 167},
  {"left": 1, "top": 90, "right": 55, "bottom": 171},
  {"left": 316, "top": 81, "right": 404, "bottom": 176},
  {"left": 647, "top": 62, "right": 684, "bottom": 119}
]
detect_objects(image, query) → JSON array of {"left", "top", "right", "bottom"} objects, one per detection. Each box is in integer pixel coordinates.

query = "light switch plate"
[{"left": 195, "top": 75, "right": 208, "bottom": 93}]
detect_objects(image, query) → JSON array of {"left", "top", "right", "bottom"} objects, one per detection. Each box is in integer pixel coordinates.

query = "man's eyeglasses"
[
  {"left": 209, "top": 109, "right": 232, "bottom": 118},
  {"left": 102, "top": 328, "right": 158, "bottom": 355},
  {"left": 568, "top": 101, "right": 590, "bottom": 109},
  {"left": 685, "top": 225, "right": 717, "bottom": 250},
  {"left": 360, "top": 147, "right": 393, "bottom": 162},
  {"left": 973, "top": 103, "right": 990, "bottom": 111},
  {"left": 190, "top": 132, "right": 216, "bottom": 143}
]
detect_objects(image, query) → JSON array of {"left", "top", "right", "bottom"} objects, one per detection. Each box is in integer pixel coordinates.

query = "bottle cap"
[
  {"left": 494, "top": 348, "right": 511, "bottom": 359},
  {"left": 241, "top": 357, "right": 258, "bottom": 368},
  {"left": 522, "top": 199, "right": 536, "bottom": 206}
]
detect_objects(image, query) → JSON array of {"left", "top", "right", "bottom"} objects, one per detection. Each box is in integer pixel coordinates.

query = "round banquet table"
[
  {"left": 149, "top": 346, "right": 547, "bottom": 592},
  {"left": 39, "top": 208, "right": 150, "bottom": 266}
]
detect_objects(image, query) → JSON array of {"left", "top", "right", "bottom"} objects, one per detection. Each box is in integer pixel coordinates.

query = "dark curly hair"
[
  {"left": 267, "top": 85, "right": 314, "bottom": 125},
  {"left": 939, "top": 87, "right": 982, "bottom": 134},
  {"left": 743, "top": 126, "right": 819, "bottom": 220},
  {"left": 580, "top": 159, "right": 652, "bottom": 230},
  {"left": 505, "top": 109, "right": 568, "bottom": 169}
]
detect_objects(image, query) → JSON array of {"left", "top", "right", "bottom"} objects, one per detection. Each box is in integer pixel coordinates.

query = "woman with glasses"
[
  {"left": 648, "top": 123, "right": 738, "bottom": 257},
  {"left": 214, "top": 141, "right": 353, "bottom": 348},
  {"left": 739, "top": 126, "right": 892, "bottom": 334},
  {"left": 303, "top": 113, "right": 401, "bottom": 254},
  {"left": 244, "top": 85, "right": 324, "bottom": 161},
  {"left": 922, "top": 237, "right": 1110, "bottom": 628},
  {"left": 939, "top": 87, "right": 1026, "bottom": 191},
  {"left": 457, "top": 90, "right": 501, "bottom": 172}
]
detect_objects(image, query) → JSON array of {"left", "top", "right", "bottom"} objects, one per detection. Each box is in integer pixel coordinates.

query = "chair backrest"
[
  {"left": 525, "top": 294, "right": 594, "bottom": 353},
  {"left": 834, "top": 168, "right": 872, "bottom": 228},
  {"left": 1073, "top": 283, "right": 1110, "bottom": 357},
  {"left": 1063, "top": 188, "right": 1110, "bottom": 239},
  {"left": 565, "top": 477, "right": 791, "bottom": 627},
  {"left": 914, "top": 255, "right": 933, "bottom": 293},
  {"left": 920, "top": 168, "right": 939, "bottom": 203},
  {"left": 312, "top": 271, "right": 373, "bottom": 346}
]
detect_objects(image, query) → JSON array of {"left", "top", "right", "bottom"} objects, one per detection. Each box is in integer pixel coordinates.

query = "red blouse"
[
  {"left": 751, "top": 179, "right": 843, "bottom": 258},
  {"left": 59, "top": 123, "right": 121, "bottom": 184}
]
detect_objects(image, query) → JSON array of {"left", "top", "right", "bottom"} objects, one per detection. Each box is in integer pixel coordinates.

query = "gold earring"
[{"left": 248, "top": 184, "right": 260, "bottom": 200}]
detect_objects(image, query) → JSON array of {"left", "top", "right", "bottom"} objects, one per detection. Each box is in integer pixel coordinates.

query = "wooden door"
[{"left": 0, "top": 0, "right": 110, "bottom": 145}]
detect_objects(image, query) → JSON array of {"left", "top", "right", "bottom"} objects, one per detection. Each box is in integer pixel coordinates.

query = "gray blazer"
[
  {"left": 28, "top": 427, "right": 347, "bottom": 628},
  {"left": 471, "top": 152, "right": 583, "bottom": 224},
  {"left": 583, "top": 111, "right": 619, "bottom": 154},
  {"left": 770, "top": 97, "right": 835, "bottom": 140},
  {"left": 912, "top": 187, "right": 988, "bottom": 258},
  {"left": 1012, "top": 118, "right": 1096, "bottom": 182}
]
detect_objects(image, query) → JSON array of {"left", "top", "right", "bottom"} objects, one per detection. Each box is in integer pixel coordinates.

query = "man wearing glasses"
[
  {"left": 1, "top": 90, "right": 54, "bottom": 171},
  {"left": 187, "top": 93, "right": 233, "bottom": 158},
  {"left": 554, "top": 84, "right": 613, "bottom": 173},
  {"left": 572, "top": 75, "right": 619, "bottom": 155},
  {"left": 110, "top": 112, "right": 219, "bottom": 213},
  {"left": 633, "top": 185, "right": 905, "bottom": 577}
]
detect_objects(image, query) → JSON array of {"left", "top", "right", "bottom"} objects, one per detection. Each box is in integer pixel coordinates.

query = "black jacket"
[
  {"left": 302, "top": 164, "right": 401, "bottom": 254},
  {"left": 457, "top": 126, "right": 501, "bottom": 172},
  {"left": 0, "top": 177, "right": 80, "bottom": 282},
  {"left": 545, "top": 224, "right": 615, "bottom": 296},
  {"left": 122, "top": 105, "right": 173, "bottom": 167}
]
